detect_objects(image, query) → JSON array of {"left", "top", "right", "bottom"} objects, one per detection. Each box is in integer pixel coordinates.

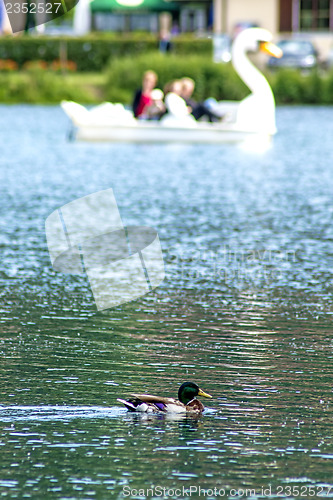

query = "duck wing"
[
  {"left": 117, "top": 396, "right": 164, "bottom": 412},
  {"left": 131, "top": 394, "right": 186, "bottom": 413},
  {"left": 131, "top": 394, "right": 179, "bottom": 405},
  {"left": 118, "top": 394, "right": 186, "bottom": 413}
]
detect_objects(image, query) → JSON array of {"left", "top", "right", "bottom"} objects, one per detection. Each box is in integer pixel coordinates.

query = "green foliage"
[
  {"left": 2, "top": 34, "right": 332, "bottom": 105},
  {"left": 0, "top": 34, "right": 212, "bottom": 72},
  {"left": 269, "top": 69, "right": 304, "bottom": 104},
  {"left": 106, "top": 52, "right": 333, "bottom": 106},
  {"left": 323, "top": 70, "right": 333, "bottom": 104},
  {"left": 303, "top": 71, "right": 323, "bottom": 104},
  {"left": 106, "top": 52, "right": 249, "bottom": 103},
  {"left": 268, "top": 68, "right": 333, "bottom": 105},
  {"left": 1, "top": 48, "right": 333, "bottom": 104},
  {"left": 0, "top": 71, "right": 97, "bottom": 103}
]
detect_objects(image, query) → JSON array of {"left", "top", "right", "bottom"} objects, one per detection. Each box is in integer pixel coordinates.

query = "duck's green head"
[{"left": 178, "top": 382, "right": 212, "bottom": 405}]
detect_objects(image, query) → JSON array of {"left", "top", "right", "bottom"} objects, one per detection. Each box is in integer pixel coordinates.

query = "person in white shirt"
[{"left": 161, "top": 80, "right": 196, "bottom": 126}]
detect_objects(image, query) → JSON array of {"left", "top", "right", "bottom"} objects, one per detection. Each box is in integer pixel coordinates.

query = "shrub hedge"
[
  {"left": 0, "top": 34, "right": 212, "bottom": 72},
  {"left": 2, "top": 51, "right": 333, "bottom": 104},
  {"left": 270, "top": 68, "right": 333, "bottom": 104}
]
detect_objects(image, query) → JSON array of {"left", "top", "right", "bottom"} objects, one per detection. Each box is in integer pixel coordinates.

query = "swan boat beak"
[
  {"left": 198, "top": 388, "right": 212, "bottom": 398},
  {"left": 260, "top": 41, "right": 283, "bottom": 59}
]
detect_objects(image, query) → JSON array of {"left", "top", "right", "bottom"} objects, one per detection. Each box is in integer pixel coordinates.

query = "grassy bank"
[
  {"left": 1, "top": 53, "right": 333, "bottom": 104},
  {"left": 0, "top": 71, "right": 105, "bottom": 103}
]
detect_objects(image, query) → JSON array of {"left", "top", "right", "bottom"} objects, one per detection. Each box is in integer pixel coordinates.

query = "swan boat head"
[{"left": 231, "top": 28, "right": 282, "bottom": 136}]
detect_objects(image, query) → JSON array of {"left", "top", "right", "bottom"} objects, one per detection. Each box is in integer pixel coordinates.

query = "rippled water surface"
[{"left": 0, "top": 105, "right": 333, "bottom": 499}]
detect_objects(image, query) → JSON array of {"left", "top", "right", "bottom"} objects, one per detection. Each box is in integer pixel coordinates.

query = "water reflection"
[{"left": 0, "top": 406, "right": 122, "bottom": 422}]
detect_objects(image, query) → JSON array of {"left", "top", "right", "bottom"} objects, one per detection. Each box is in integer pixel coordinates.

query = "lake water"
[{"left": 0, "top": 105, "right": 333, "bottom": 499}]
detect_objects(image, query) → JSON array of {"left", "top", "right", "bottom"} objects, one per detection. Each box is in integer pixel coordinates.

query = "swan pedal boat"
[{"left": 61, "top": 28, "right": 282, "bottom": 144}]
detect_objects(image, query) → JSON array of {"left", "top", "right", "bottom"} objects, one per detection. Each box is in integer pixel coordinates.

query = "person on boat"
[
  {"left": 163, "top": 80, "right": 193, "bottom": 118},
  {"left": 161, "top": 80, "right": 196, "bottom": 126},
  {"left": 132, "top": 70, "right": 158, "bottom": 118},
  {"left": 146, "top": 89, "right": 166, "bottom": 120},
  {"left": 180, "top": 77, "right": 221, "bottom": 123}
]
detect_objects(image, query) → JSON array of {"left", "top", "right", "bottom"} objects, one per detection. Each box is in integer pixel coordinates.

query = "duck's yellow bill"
[
  {"left": 198, "top": 388, "right": 212, "bottom": 398},
  {"left": 260, "top": 41, "right": 283, "bottom": 59}
]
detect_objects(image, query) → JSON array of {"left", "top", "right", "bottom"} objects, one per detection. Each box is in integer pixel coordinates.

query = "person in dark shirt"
[
  {"left": 132, "top": 70, "right": 158, "bottom": 118},
  {"left": 180, "top": 77, "right": 221, "bottom": 123}
]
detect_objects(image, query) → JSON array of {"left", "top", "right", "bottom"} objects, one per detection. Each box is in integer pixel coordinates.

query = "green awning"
[{"left": 91, "top": 0, "right": 179, "bottom": 12}]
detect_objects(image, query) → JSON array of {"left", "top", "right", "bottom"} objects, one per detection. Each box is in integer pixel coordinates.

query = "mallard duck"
[{"left": 117, "top": 382, "right": 212, "bottom": 414}]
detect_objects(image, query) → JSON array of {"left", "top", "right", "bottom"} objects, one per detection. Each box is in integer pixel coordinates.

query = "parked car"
[{"left": 267, "top": 39, "right": 318, "bottom": 70}]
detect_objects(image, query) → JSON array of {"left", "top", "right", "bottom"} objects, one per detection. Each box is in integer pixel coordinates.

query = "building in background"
[
  {"left": 90, "top": 0, "right": 179, "bottom": 32},
  {"left": 86, "top": 0, "right": 333, "bottom": 58},
  {"left": 87, "top": 0, "right": 333, "bottom": 37},
  {"left": 213, "top": 0, "right": 333, "bottom": 34},
  {"left": 1, "top": 0, "right": 331, "bottom": 58},
  {"left": 213, "top": 0, "right": 333, "bottom": 56},
  {"left": 90, "top": 0, "right": 211, "bottom": 33}
]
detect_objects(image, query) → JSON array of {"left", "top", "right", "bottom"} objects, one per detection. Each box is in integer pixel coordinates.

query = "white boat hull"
[{"left": 73, "top": 121, "right": 264, "bottom": 144}]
